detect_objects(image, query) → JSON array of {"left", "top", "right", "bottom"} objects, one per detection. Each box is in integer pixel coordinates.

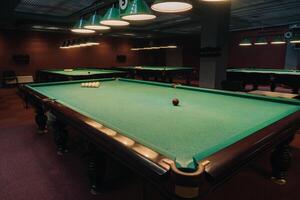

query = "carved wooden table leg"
[
  {"left": 35, "top": 107, "right": 47, "bottom": 134},
  {"left": 84, "top": 142, "right": 107, "bottom": 195},
  {"left": 270, "top": 135, "right": 294, "bottom": 185},
  {"left": 48, "top": 112, "right": 68, "bottom": 155}
]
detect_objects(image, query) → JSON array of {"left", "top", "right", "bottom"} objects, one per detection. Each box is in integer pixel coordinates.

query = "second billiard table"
[
  {"left": 116, "top": 66, "right": 195, "bottom": 85},
  {"left": 36, "top": 68, "right": 127, "bottom": 82},
  {"left": 227, "top": 68, "right": 300, "bottom": 93},
  {"left": 22, "top": 78, "right": 300, "bottom": 199}
]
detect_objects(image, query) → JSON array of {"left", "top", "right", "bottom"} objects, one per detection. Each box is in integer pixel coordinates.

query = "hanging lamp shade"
[
  {"left": 73, "top": 39, "right": 82, "bottom": 48},
  {"left": 85, "top": 37, "right": 100, "bottom": 46},
  {"left": 77, "top": 38, "right": 87, "bottom": 47},
  {"left": 290, "top": 35, "right": 300, "bottom": 44},
  {"left": 67, "top": 40, "right": 75, "bottom": 48},
  {"left": 64, "top": 40, "right": 72, "bottom": 49},
  {"left": 254, "top": 37, "right": 268, "bottom": 45},
  {"left": 151, "top": 0, "right": 193, "bottom": 13},
  {"left": 84, "top": 12, "right": 111, "bottom": 30},
  {"left": 122, "top": 0, "right": 156, "bottom": 21},
  {"left": 271, "top": 35, "right": 286, "bottom": 45},
  {"left": 100, "top": 6, "right": 130, "bottom": 26},
  {"left": 60, "top": 41, "right": 68, "bottom": 49},
  {"left": 71, "top": 18, "right": 95, "bottom": 34},
  {"left": 239, "top": 38, "right": 252, "bottom": 46}
]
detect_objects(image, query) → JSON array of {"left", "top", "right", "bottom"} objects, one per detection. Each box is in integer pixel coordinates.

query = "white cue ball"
[{"left": 95, "top": 82, "right": 100, "bottom": 88}]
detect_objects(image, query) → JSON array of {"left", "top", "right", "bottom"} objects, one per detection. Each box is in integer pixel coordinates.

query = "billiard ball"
[
  {"left": 88, "top": 71, "right": 90, "bottom": 74},
  {"left": 172, "top": 98, "right": 179, "bottom": 106}
]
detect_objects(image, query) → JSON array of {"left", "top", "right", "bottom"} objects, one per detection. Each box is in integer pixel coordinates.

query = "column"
[{"left": 198, "top": 1, "right": 231, "bottom": 89}]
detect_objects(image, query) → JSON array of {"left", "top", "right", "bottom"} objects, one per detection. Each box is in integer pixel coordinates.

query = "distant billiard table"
[
  {"left": 22, "top": 78, "right": 300, "bottom": 199},
  {"left": 37, "top": 68, "right": 127, "bottom": 82},
  {"left": 227, "top": 68, "right": 300, "bottom": 93},
  {"left": 117, "top": 66, "right": 195, "bottom": 85}
]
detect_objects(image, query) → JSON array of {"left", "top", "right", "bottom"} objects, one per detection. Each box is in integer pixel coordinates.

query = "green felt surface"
[
  {"left": 120, "top": 66, "right": 193, "bottom": 71},
  {"left": 227, "top": 68, "right": 300, "bottom": 75},
  {"left": 27, "top": 79, "right": 300, "bottom": 170},
  {"left": 41, "top": 68, "right": 124, "bottom": 76}
]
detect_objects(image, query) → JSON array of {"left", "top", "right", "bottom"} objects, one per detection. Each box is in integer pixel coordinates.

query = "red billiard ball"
[{"left": 172, "top": 98, "right": 179, "bottom": 106}]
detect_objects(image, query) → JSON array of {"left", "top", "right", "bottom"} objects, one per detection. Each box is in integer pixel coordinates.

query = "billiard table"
[
  {"left": 116, "top": 66, "right": 195, "bottom": 85},
  {"left": 22, "top": 78, "right": 300, "bottom": 199},
  {"left": 227, "top": 68, "right": 300, "bottom": 93},
  {"left": 36, "top": 68, "right": 127, "bottom": 82}
]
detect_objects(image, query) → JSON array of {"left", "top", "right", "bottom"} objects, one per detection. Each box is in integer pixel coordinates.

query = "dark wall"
[
  {"left": 0, "top": 30, "right": 165, "bottom": 77},
  {"left": 228, "top": 27, "right": 288, "bottom": 69}
]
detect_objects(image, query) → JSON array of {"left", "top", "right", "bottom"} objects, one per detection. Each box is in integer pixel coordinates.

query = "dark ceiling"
[{"left": 0, "top": 0, "right": 300, "bottom": 37}]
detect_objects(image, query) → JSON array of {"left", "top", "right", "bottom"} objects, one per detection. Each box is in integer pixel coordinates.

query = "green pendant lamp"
[
  {"left": 151, "top": 0, "right": 193, "bottom": 13},
  {"left": 290, "top": 35, "right": 300, "bottom": 44},
  {"left": 64, "top": 40, "right": 72, "bottom": 49},
  {"left": 101, "top": 5, "right": 130, "bottom": 26},
  {"left": 85, "top": 37, "right": 100, "bottom": 46},
  {"left": 60, "top": 41, "right": 68, "bottom": 49},
  {"left": 71, "top": 18, "right": 95, "bottom": 34},
  {"left": 239, "top": 38, "right": 252, "bottom": 46},
  {"left": 122, "top": 0, "right": 156, "bottom": 21},
  {"left": 67, "top": 39, "right": 75, "bottom": 48},
  {"left": 73, "top": 39, "right": 82, "bottom": 48},
  {"left": 254, "top": 37, "right": 268, "bottom": 45},
  {"left": 84, "top": 12, "right": 111, "bottom": 30},
  {"left": 271, "top": 35, "right": 286, "bottom": 45}
]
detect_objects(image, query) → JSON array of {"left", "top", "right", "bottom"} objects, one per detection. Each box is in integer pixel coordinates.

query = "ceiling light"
[
  {"left": 271, "top": 36, "right": 286, "bottom": 45},
  {"left": 254, "top": 37, "right": 268, "bottom": 45},
  {"left": 71, "top": 18, "right": 95, "bottom": 34},
  {"left": 101, "top": 6, "right": 130, "bottom": 26},
  {"left": 63, "top": 40, "right": 72, "bottom": 49},
  {"left": 60, "top": 41, "right": 68, "bottom": 49},
  {"left": 151, "top": 0, "right": 193, "bottom": 13},
  {"left": 290, "top": 35, "right": 300, "bottom": 44},
  {"left": 150, "top": 46, "right": 161, "bottom": 49},
  {"left": 84, "top": 12, "right": 111, "bottom": 30},
  {"left": 73, "top": 39, "right": 82, "bottom": 48},
  {"left": 131, "top": 48, "right": 140, "bottom": 51},
  {"left": 32, "top": 25, "right": 44, "bottom": 29},
  {"left": 46, "top": 27, "right": 60, "bottom": 30},
  {"left": 166, "top": 45, "right": 177, "bottom": 48},
  {"left": 122, "top": 0, "right": 156, "bottom": 21},
  {"left": 85, "top": 37, "right": 100, "bottom": 46},
  {"left": 239, "top": 38, "right": 252, "bottom": 46}
]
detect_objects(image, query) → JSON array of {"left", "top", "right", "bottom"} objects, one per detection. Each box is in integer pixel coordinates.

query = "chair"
[{"left": 2, "top": 70, "right": 18, "bottom": 87}]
